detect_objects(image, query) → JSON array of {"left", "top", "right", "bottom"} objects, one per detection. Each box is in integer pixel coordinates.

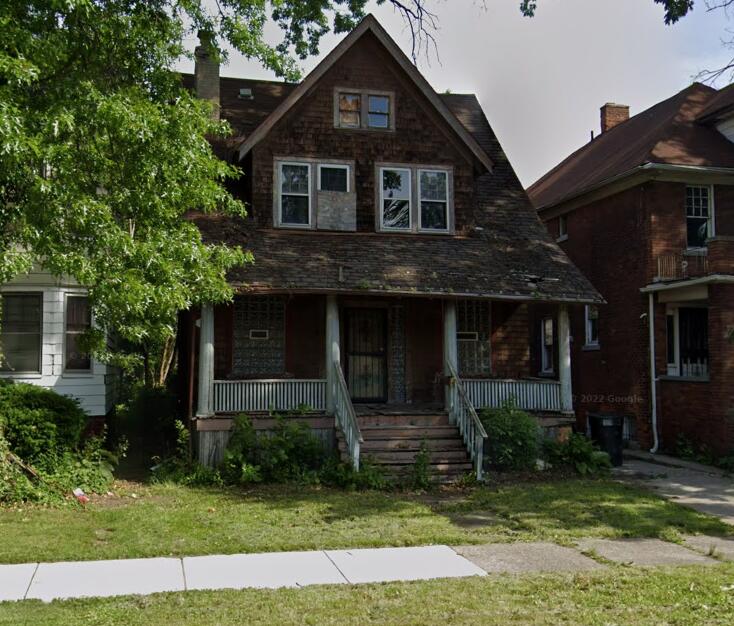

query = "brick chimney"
[
  {"left": 195, "top": 30, "right": 220, "bottom": 120},
  {"left": 600, "top": 103, "right": 629, "bottom": 133}
]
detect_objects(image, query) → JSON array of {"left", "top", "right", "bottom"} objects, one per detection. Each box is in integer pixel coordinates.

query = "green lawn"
[
  {"left": 2, "top": 564, "right": 734, "bottom": 625},
  {"left": 0, "top": 477, "right": 729, "bottom": 564}
]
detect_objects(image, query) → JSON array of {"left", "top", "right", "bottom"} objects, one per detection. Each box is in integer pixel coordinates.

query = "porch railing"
[
  {"left": 655, "top": 252, "right": 709, "bottom": 281},
  {"left": 446, "top": 359, "right": 488, "bottom": 481},
  {"left": 333, "top": 362, "right": 362, "bottom": 471},
  {"left": 212, "top": 379, "right": 326, "bottom": 413},
  {"left": 464, "top": 378, "right": 562, "bottom": 413}
]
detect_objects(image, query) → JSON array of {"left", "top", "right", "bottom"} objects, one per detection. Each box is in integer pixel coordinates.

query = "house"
[
  {"left": 0, "top": 268, "right": 114, "bottom": 419},
  {"left": 179, "top": 15, "right": 600, "bottom": 478},
  {"left": 528, "top": 83, "right": 734, "bottom": 455}
]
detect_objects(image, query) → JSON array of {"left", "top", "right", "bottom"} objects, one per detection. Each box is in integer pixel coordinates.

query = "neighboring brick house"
[
  {"left": 528, "top": 83, "right": 734, "bottom": 455},
  {"left": 180, "top": 15, "right": 600, "bottom": 478}
]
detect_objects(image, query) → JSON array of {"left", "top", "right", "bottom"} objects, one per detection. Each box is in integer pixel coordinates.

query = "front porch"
[{"left": 187, "top": 293, "right": 574, "bottom": 477}]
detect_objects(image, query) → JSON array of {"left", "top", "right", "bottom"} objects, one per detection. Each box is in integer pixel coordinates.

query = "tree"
[
  {"left": 0, "top": 1, "right": 434, "bottom": 386},
  {"left": 519, "top": 0, "right": 695, "bottom": 24}
]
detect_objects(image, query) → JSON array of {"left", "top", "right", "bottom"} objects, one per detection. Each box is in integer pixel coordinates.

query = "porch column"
[
  {"left": 325, "top": 295, "right": 340, "bottom": 414},
  {"left": 558, "top": 304, "right": 573, "bottom": 414},
  {"left": 443, "top": 300, "right": 458, "bottom": 409},
  {"left": 196, "top": 303, "right": 215, "bottom": 418}
]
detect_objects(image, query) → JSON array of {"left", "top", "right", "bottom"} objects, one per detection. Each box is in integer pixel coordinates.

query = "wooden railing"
[
  {"left": 655, "top": 252, "right": 709, "bottom": 281},
  {"left": 464, "top": 378, "right": 562, "bottom": 412},
  {"left": 212, "top": 379, "right": 326, "bottom": 413},
  {"left": 446, "top": 360, "right": 488, "bottom": 481},
  {"left": 333, "top": 362, "right": 363, "bottom": 471}
]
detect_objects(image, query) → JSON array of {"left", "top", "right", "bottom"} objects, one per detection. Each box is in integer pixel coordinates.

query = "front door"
[{"left": 345, "top": 308, "right": 387, "bottom": 402}]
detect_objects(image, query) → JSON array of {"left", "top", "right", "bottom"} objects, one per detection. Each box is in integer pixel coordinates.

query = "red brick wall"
[
  {"left": 250, "top": 32, "right": 475, "bottom": 232},
  {"left": 543, "top": 184, "right": 653, "bottom": 443},
  {"left": 706, "top": 283, "right": 734, "bottom": 453}
]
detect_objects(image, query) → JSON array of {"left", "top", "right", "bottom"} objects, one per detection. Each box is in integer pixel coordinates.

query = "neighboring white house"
[{"left": 0, "top": 268, "right": 114, "bottom": 416}]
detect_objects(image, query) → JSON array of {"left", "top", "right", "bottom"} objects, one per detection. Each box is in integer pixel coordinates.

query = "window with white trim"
[
  {"left": 318, "top": 164, "right": 350, "bottom": 193},
  {"left": 335, "top": 89, "right": 393, "bottom": 130},
  {"left": 558, "top": 214, "right": 568, "bottom": 241},
  {"left": 419, "top": 169, "right": 449, "bottom": 232},
  {"left": 65, "top": 295, "right": 91, "bottom": 371},
  {"left": 278, "top": 162, "right": 311, "bottom": 226},
  {"left": 0, "top": 293, "right": 42, "bottom": 373},
  {"left": 666, "top": 306, "right": 708, "bottom": 378},
  {"left": 380, "top": 167, "right": 411, "bottom": 230},
  {"left": 540, "top": 317, "right": 554, "bottom": 374},
  {"left": 584, "top": 305, "right": 599, "bottom": 347},
  {"left": 686, "top": 185, "right": 713, "bottom": 249}
]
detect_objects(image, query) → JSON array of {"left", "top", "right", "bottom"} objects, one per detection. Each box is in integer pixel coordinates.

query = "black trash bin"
[{"left": 588, "top": 413, "right": 624, "bottom": 467}]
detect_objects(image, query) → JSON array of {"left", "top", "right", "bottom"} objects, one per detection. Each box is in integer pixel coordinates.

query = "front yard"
[
  {"left": 2, "top": 564, "right": 734, "bottom": 625},
  {"left": 0, "top": 476, "right": 730, "bottom": 564}
]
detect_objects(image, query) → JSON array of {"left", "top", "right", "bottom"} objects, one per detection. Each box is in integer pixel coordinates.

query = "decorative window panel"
[
  {"left": 232, "top": 296, "right": 285, "bottom": 377},
  {"left": 0, "top": 293, "right": 42, "bottom": 373},
  {"left": 457, "top": 301, "right": 491, "bottom": 376}
]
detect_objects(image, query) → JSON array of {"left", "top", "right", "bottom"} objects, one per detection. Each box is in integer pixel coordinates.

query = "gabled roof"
[
  {"left": 234, "top": 14, "right": 494, "bottom": 173},
  {"left": 192, "top": 90, "right": 601, "bottom": 304},
  {"left": 697, "top": 82, "right": 734, "bottom": 123},
  {"left": 528, "top": 83, "right": 734, "bottom": 211}
]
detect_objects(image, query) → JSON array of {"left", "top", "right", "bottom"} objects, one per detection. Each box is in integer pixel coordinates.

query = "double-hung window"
[
  {"left": 380, "top": 167, "right": 412, "bottom": 230},
  {"left": 335, "top": 89, "right": 393, "bottom": 130},
  {"left": 686, "top": 185, "right": 713, "bottom": 249},
  {"left": 337, "top": 93, "right": 361, "bottom": 128},
  {"left": 368, "top": 95, "right": 390, "bottom": 128},
  {"left": 278, "top": 162, "right": 311, "bottom": 226},
  {"left": 0, "top": 293, "right": 42, "bottom": 373},
  {"left": 65, "top": 295, "right": 91, "bottom": 371},
  {"left": 584, "top": 305, "right": 599, "bottom": 347},
  {"left": 540, "top": 317, "right": 554, "bottom": 375},
  {"left": 419, "top": 169, "right": 449, "bottom": 232}
]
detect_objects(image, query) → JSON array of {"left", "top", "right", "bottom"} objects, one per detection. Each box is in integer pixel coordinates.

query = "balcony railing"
[
  {"left": 464, "top": 378, "right": 562, "bottom": 413},
  {"left": 212, "top": 379, "right": 326, "bottom": 413},
  {"left": 655, "top": 253, "right": 709, "bottom": 281}
]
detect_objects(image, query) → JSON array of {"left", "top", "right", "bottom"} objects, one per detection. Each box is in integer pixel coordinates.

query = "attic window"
[{"left": 335, "top": 89, "right": 394, "bottom": 130}]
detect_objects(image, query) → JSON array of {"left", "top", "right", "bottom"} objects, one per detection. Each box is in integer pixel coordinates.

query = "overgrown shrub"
[
  {"left": 0, "top": 380, "right": 87, "bottom": 461},
  {"left": 408, "top": 441, "right": 431, "bottom": 490},
  {"left": 543, "top": 433, "right": 611, "bottom": 476},
  {"left": 479, "top": 400, "right": 540, "bottom": 471},
  {"left": 674, "top": 434, "right": 734, "bottom": 473},
  {"left": 115, "top": 384, "right": 178, "bottom": 457}
]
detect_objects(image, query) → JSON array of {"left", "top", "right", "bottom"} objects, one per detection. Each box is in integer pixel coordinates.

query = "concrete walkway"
[
  {"left": 615, "top": 452, "right": 734, "bottom": 524},
  {"left": 1, "top": 538, "right": 729, "bottom": 603}
]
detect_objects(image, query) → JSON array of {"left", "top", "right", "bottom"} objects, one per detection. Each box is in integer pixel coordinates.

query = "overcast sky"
[{"left": 175, "top": 0, "right": 733, "bottom": 187}]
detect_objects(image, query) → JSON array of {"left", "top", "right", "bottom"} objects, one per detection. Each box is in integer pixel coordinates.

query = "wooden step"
[
  {"left": 356, "top": 414, "right": 450, "bottom": 428},
  {"left": 340, "top": 438, "right": 466, "bottom": 452},
  {"left": 364, "top": 449, "right": 469, "bottom": 463},
  {"left": 357, "top": 425, "right": 460, "bottom": 439}
]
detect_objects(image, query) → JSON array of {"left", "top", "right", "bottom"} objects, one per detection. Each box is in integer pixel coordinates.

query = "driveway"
[{"left": 615, "top": 452, "right": 734, "bottom": 525}]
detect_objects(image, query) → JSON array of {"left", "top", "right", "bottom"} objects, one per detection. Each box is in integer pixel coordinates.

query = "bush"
[
  {"left": 116, "top": 384, "right": 178, "bottom": 456},
  {"left": 543, "top": 433, "right": 611, "bottom": 476},
  {"left": 151, "top": 420, "right": 223, "bottom": 487},
  {"left": 479, "top": 400, "right": 540, "bottom": 471},
  {"left": 0, "top": 380, "right": 87, "bottom": 461}
]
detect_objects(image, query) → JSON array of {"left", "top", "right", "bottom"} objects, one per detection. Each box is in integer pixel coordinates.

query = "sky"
[{"left": 175, "top": 0, "right": 734, "bottom": 187}]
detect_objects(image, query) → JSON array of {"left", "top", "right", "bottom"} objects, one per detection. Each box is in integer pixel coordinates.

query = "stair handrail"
[
  {"left": 445, "top": 359, "right": 488, "bottom": 481},
  {"left": 333, "top": 360, "right": 363, "bottom": 471}
]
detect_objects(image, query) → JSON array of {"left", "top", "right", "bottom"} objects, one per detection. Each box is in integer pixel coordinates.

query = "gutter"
[{"left": 640, "top": 274, "right": 734, "bottom": 293}]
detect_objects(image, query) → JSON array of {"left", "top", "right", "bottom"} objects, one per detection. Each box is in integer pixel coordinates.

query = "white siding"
[{"left": 1, "top": 268, "right": 111, "bottom": 416}]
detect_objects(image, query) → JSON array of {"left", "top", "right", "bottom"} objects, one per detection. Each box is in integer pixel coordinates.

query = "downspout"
[{"left": 648, "top": 292, "right": 659, "bottom": 453}]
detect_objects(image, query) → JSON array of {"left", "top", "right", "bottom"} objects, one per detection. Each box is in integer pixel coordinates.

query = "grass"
[
  {"left": 2, "top": 564, "right": 734, "bottom": 625},
  {"left": 0, "top": 476, "right": 730, "bottom": 564}
]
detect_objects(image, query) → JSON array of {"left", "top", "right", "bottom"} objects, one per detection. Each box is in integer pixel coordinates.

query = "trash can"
[{"left": 588, "top": 413, "right": 624, "bottom": 466}]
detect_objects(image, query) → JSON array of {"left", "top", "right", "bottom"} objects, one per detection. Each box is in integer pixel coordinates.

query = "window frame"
[
  {"left": 336, "top": 92, "right": 361, "bottom": 129},
  {"left": 685, "top": 184, "right": 715, "bottom": 251},
  {"left": 276, "top": 160, "right": 312, "bottom": 228},
  {"left": 317, "top": 163, "right": 350, "bottom": 193},
  {"left": 584, "top": 305, "right": 600, "bottom": 348},
  {"left": 367, "top": 94, "right": 391, "bottom": 129},
  {"left": 0, "top": 291, "right": 43, "bottom": 375},
  {"left": 540, "top": 317, "right": 554, "bottom": 375},
  {"left": 63, "top": 293, "right": 92, "bottom": 374},
  {"left": 665, "top": 304, "right": 709, "bottom": 379},
  {"left": 334, "top": 88, "right": 395, "bottom": 131},
  {"left": 557, "top": 214, "right": 568, "bottom": 242},
  {"left": 379, "top": 166, "right": 413, "bottom": 232},
  {"left": 418, "top": 168, "right": 450, "bottom": 233}
]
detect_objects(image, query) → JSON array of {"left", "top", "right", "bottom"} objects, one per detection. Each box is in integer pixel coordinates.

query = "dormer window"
[{"left": 335, "top": 89, "right": 394, "bottom": 130}]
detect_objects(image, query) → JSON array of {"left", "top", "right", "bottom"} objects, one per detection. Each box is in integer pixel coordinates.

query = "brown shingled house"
[
  {"left": 181, "top": 16, "right": 600, "bottom": 479},
  {"left": 529, "top": 83, "right": 734, "bottom": 457}
]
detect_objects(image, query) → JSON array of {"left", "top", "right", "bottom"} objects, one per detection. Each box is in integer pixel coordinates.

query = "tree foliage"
[
  {"left": 0, "top": 0, "right": 431, "bottom": 384},
  {"left": 519, "top": 0, "right": 695, "bottom": 24}
]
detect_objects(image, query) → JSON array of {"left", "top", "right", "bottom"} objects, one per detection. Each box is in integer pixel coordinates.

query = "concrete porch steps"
[{"left": 336, "top": 411, "right": 473, "bottom": 483}]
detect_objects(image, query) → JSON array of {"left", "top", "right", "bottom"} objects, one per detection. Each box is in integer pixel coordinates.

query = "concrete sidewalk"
[{"left": 1, "top": 537, "right": 730, "bottom": 603}]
